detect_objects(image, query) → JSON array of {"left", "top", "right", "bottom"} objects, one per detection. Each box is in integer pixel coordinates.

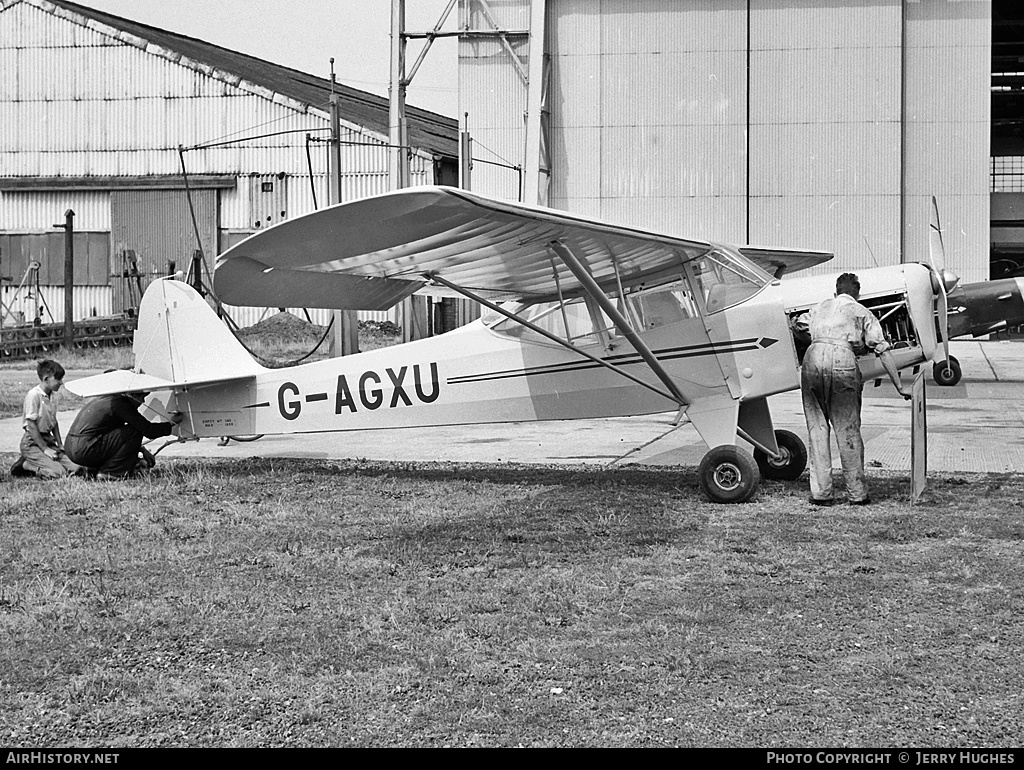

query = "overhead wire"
[{"left": 176, "top": 141, "right": 338, "bottom": 367}]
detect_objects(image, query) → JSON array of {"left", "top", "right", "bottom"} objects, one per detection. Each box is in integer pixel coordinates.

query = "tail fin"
[{"left": 133, "top": 279, "right": 263, "bottom": 383}]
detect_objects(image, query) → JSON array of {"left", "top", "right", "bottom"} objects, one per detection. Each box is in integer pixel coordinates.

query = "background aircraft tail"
[{"left": 133, "top": 279, "right": 264, "bottom": 384}]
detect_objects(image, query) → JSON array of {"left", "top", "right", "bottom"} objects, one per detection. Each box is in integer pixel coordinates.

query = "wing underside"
[{"left": 214, "top": 186, "right": 721, "bottom": 310}]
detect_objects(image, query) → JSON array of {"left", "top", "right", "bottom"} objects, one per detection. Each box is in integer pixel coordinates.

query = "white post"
[{"left": 523, "top": 0, "right": 547, "bottom": 206}]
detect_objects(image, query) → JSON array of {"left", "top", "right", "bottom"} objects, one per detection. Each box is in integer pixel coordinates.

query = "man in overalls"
[{"left": 794, "top": 273, "right": 911, "bottom": 505}]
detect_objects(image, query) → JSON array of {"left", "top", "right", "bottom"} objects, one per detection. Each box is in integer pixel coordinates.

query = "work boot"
[{"left": 9, "top": 457, "right": 33, "bottom": 478}]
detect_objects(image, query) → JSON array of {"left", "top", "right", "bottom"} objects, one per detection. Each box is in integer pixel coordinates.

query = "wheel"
[
  {"left": 753, "top": 429, "right": 808, "bottom": 481},
  {"left": 698, "top": 445, "right": 760, "bottom": 504},
  {"left": 933, "top": 355, "right": 961, "bottom": 387}
]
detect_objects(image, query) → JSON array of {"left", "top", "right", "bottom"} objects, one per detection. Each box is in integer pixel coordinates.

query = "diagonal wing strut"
[
  {"left": 547, "top": 240, "right": 688, "bottom": 406},
  {"left": 425, "top": 272, "right": 684, "bottom": 406}
]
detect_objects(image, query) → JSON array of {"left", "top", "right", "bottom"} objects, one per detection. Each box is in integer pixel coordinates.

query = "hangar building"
[
  {"left": 459, "top": 0, "right": 1019, "bottom": 286},
  {"left": 0, "top": 0, "right": 458, "bottom": 327}
]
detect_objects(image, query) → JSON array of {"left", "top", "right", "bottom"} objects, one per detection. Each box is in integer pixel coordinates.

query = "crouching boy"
[{"left": 12, "top": 359, "right": 81, "bottom": 479}]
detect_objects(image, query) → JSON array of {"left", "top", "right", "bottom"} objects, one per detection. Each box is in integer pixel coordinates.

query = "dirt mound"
[{"left": 237, "top": 312, "right": 326, "bottom": 344}]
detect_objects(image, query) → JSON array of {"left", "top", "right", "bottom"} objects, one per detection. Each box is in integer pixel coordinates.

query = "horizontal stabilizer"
[
  {"left": 215, "top": 256, "right": 425, "bottom": 311},
  {"left": 65, "top": 370, "right": 176, "bottom": 398},
  {"left": 66, "top": 369, "right": 255, "bottom": 399}
]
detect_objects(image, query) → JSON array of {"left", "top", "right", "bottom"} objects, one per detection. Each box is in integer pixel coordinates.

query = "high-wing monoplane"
[{"left": 67, "top": 186, "right": 953, "bottom": 502}]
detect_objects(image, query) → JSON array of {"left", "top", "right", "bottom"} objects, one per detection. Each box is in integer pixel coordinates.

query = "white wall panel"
[
  {"left": 749, "top": 0, "right": 902, "bottom": 258},
  {"left": 755, "top": 0, "right": 901, "bottom": 50},
  {"left": 548, "top": 126, "right": 600, "bottom": 201},
  {"left": 459, "top": 31, "right": 529, "bottom": 200},
  {"left": 751, "top": 122, "right": 900, "bottom": 197},
  {"left": 756, "top": 196, "right": 900, "bottom": 269},
  {"left": 601, "top": 195, "right": 747, "bottom": 245},
  {"left": 7, "top": 286, "right": 114, "bottom": 323},
  {"left": 598, "top": 0, "right": 747, "bottom": 55},
  {"left": 460, "top": 0, "right": 530, "bottom": 32},
  {"left": 0, "top": 191, "right": 111, "bottom": 230},
  {"left": 600, "top": 124, "right": 747, "bottom": 199},
  {"left": 547, "top": 0, "right": 747, "bottom": 231},
  {"left": 598, "top": 50, "right": 745, "bottom": 128},
  {"left": 902, "top": 0, "right": 990, "bottom": 281}
]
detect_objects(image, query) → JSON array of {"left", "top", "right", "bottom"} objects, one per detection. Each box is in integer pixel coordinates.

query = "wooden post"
[
  {"left": 327, "top": 68, "right": 360, "bottom": 358},
  {"left": 55, "top": 209, "right": 75, "bottom": 346}
]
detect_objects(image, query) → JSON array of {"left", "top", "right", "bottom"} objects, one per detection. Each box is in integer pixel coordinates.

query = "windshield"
[{"left": 690, "top": 247, "right": 770, "bottom": 312}]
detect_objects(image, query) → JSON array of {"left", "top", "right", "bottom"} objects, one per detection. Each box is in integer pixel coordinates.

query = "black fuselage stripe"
[{"left": 447, "top": 340, "right": 763, "bottom": 385}]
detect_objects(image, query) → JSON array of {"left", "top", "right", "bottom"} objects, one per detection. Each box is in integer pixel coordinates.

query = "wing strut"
[
  {"left": 425, "top": 272, "right": 683, "bottom": 406},
  {"left": 547, "top": 240, "right": 688, "bottom": 406}
]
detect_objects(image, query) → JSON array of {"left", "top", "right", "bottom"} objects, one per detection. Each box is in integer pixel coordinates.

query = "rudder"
[{"left": 133, "top": 279, "right": 263, "bottom": 383}]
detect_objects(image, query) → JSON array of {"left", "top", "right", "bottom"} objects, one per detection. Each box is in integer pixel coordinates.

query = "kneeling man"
[{"left": 65, "top": 391, "right": 182, "bottom": 479}]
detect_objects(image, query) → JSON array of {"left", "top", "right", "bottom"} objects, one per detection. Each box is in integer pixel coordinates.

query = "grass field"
[
  {"left": 2, "top": 319, "right": 1023, "bottom": 746},
  {"left": 2, "top": 457, "right": 1022, "bottom": 747}
]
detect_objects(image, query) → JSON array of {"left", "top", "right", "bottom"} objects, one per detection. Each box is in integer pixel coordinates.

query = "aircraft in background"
[
  {"left": 67, "top": 187, "right": 956, "bottom": 503},
  {"left": 927, "top": 276, "right": 1024, "bottom": 385}
]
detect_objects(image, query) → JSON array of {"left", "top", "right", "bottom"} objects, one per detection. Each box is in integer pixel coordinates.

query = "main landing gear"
[{"left": 698, "top": 430, "right": 808, "bottom": 504}]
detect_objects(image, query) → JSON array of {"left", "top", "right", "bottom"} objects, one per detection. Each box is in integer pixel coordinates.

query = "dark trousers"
[{"left": 65, "top": 427, "right": 144, "bottom": 476}]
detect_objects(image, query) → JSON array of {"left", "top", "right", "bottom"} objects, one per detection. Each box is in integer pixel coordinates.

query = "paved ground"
[{"left": 3, "top": 339, "right": 1023, "bottom": 475}]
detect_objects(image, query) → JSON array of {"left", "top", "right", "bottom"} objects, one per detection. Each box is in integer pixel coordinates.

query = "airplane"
[
  {"left": 66, "top": 186, "right": 956, "bottom": 503},
  {"left": 927, "top": 275, "right": 1024, "bottom": 385}
]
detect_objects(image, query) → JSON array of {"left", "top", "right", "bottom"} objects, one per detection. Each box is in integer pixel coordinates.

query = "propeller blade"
[
  {"left": 929, "top": 195, "right": 946, "bottom": 273},
  {"left": 929, "top": 196, "right": 952, "bottom": 371}
]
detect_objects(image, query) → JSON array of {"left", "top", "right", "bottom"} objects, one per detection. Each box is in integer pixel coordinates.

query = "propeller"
[{"left": 928, "top": 196, "right": 958, "bottom": 380}]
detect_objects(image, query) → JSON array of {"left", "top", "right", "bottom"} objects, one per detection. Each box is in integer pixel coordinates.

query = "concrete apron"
[{"left": 3, "top": 340, "right": 1023, "bottom": 475}]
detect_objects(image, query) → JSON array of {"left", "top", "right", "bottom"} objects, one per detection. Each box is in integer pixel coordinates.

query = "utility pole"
[
  {"left": 54, "top": 209, "right": 74, "bottom": 347},
  {"left": 391, "top": 0, "right": 429, "bottom": 341},
  {"left": 390, "top": 0, "right": 409, "bottom": 191},
  {"left": 328, "top": 59, "right": 360, "bottom": 357}
]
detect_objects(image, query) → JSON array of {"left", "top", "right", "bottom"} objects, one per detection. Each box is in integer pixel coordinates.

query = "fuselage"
[{"left": 170, "top": 281, "right": 801, "bottom": 440}]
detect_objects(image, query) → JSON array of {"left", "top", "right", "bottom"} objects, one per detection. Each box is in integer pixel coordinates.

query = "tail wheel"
[
  {"left": 753, "top": 429, "right": 808, "bottom": 481},
  {"left": 933, "top": 356, "right": 961, "bottom": 386},
  {"left": 698, "top": 445, "right": 760, "bottom": 504}
]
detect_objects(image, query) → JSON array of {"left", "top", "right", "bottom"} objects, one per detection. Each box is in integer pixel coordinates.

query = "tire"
[
  {"left": 753, "top": 429, "right": 808, "bottom": 481},
  {"left": 698, "top": 445, "right": 760, "bottom": 504},
  {"left": 933, "top": 356, "right": 961, "bottom": 387}
]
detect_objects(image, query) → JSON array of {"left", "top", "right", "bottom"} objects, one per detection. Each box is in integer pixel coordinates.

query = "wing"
[
  {"left": 738, "top": 246, "right": 834, "bottom": 278},
  {"left": 214, "top": 186, "right": 719, "bottom": 310}
]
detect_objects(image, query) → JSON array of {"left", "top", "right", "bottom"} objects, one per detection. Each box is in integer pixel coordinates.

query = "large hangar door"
[{"left": 110, "top": 189, "right": 218, "bottom": 313}]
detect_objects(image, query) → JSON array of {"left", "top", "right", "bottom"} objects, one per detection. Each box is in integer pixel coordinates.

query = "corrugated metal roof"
[{"left": 24, "top": 0, "right": 457, "bottom": 160}]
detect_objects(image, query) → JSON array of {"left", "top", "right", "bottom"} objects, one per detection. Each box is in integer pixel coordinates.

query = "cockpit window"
[
  {"left": 627, "top": 281, "right": 699, "bottom": 330},
  {"left": 691, "top": 247, "right": 770, "bottom": 313},
  {"left": 488, "top": 296, "right": 614, "bottom": 346}
]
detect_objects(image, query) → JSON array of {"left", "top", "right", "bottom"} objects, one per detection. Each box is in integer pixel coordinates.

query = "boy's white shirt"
[{"left": 22, "top": 384, "right": 60, "bottom": 434}]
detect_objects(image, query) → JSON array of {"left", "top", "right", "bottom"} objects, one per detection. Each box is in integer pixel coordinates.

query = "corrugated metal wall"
[
  {"left": 902, "top": 0, "right": 991, "bottom": 284},
  {"left": 461, "top": 0, "right": 990, "bottom": 283},
  {"left": 749, "top": 0, "right": 903, "bottom": 265},
  {"left": 110, "top": 189, "right": 217, "bottom": 312},
  {"left": 0, "top": 0, "right": 433, "bottom": 324},
  {"left": 553, "top": 0, "right": 749, "bottom": 240},
  {"left": 1, "top": 285, "right": 113, "bottom": 325},
  {"left": 459, "top": 0, "right": 531, "bottom": 201}
]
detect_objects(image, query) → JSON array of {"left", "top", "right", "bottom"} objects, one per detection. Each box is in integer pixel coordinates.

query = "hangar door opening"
[{"left": 110, "top": 189, "right": 218, "bottom": 314}]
